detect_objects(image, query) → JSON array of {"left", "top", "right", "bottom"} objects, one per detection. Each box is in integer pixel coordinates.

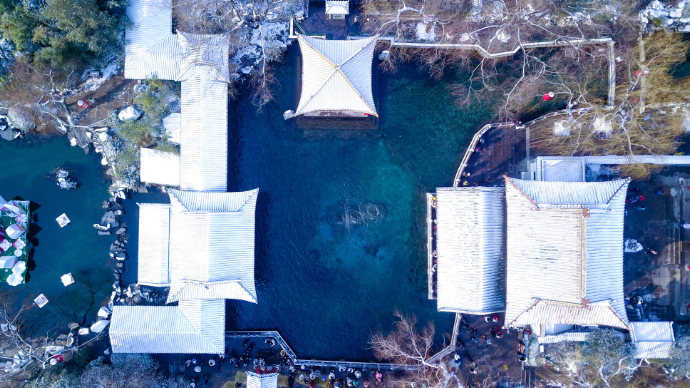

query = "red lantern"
[
  {"left": 77, "top": 100, "right": 90, "bottom": 109},
  {"left": 542, "top": 92, "right": 555, "bottom": 101}
]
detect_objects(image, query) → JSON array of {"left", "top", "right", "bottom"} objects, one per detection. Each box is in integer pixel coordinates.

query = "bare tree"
[
  {"left": 529, "top": 31, "right": 690, "bottom": 178},
  {"left": 369, "top": 310, "right": 461, "bottom": 388},
  {"left": 536, "top": 329, "right": 643, "bottom": 387},
  {"left": 0, "top": 61, "right": 85, "bottom": 134},
  {"left": 173, "top": 0, "right": 300, "bottom": 108}
]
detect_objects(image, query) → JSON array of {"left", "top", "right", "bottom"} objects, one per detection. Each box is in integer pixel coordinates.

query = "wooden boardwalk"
[
  {"left": 65, "top": 75, "right": 136, "bottom": 127},
  {"left": 456, "top": 124, "right": 528, "bottom": 187}
]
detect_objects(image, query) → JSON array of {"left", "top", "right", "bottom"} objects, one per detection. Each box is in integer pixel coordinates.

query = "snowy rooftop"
[
  {"left": 110, "top": 300, "right": 225, "bottom": 354},
  {"left": 326, "top": 1, "right": 350, "bottom": 15},
  {"left": 504, "top": 177, "right": 630, "bottom": 330},
  {"left": 166, "top": 189, "right": 259, "bottom": 303},
  {"left": 435, "top": 187, "right": 506, "bottom": 314},
  {"left": 295, "top": 35, "right": 378, "bottom": 117},
  {"left": 247, "top": 372, "right": 279, "bottom": 388},
  {"left": 139, "top": 148, "right": 180, "bottom": 187},
  {"left": 630, "top": 321, "right": 675, "bottom": 359},
  {"left": 136, "top": 189, "right": 260, "bottom": 303},
  {"left": 126, "top": 0, "right": 229, "bottom": 192}
]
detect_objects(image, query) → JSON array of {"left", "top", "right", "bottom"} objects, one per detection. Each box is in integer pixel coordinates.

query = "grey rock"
[
  {"left": 97, "top": 231, "right": 111, "bottom": 236},
  {"left": 115, "top": 228, "right": 127, "bottom": 235},
  {"left": 116, "top": 262, "right": 124, "bottom": 269},
  {"left": 0, "top": 126, "right": 19, "bottom": 141}
]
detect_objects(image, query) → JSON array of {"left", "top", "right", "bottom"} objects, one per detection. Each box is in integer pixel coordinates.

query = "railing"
[
  {"left": 362, "top": 36, "right": 616, "bottom": 108},
  {"left": 225, "top": 331, "right": 412, "bottom": 370},
  {"left": 453, "top": 123, "right": 514, "bottom": 187},
  {"left": 425, "top": 193, "right": 435, "bottom": 300}
]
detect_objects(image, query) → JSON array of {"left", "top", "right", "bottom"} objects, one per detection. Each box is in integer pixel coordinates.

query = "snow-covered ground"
[
  {"left": 640, "top": 0, "right": 690, "bottom": 32},
  {"left": 81, "top": 62, "right": 120, "bottom": 91}
]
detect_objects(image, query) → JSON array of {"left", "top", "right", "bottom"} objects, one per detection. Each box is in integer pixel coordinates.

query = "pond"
[
  {"left": 0, "top": 43, "right": 493, "bottom": 361},
  {"left": 0, "top": 137, "right": 113, "bottom": 334},
  {"left": 224, "top": 46, "right": 493, "bottom": 360}
]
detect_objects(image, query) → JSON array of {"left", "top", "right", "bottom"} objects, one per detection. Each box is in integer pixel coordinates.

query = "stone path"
[{"left": 65, "top": 75, "right": 136, "bottom": 127}]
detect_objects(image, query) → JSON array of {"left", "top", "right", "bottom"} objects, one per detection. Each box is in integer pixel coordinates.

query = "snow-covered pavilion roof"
[
  {"left": 435, "top": 187, "right": 506, "bottom": 314},
  {"left": 137, "top": 204, "right": 171, "bottom": 287},
  {"left": 295, "top": 35, "right": 378, "bottom": 116},
  {"left": 166, "top": 189, "right": 259, "bottom": 303},
  {"left": 630, "top": 321, "right": 675, "bottom": 359},
  {"left": 504, "top": 177, "right": 630, "bottom": 330},
  {"left": 139, "top": 148, "right": 181, "bottom": 187},
  {"left": 326, "top": 1, "right": 350, "bottom": 15},
  {"left": 110, "top": 300, "right": 224, "bottom": 354},
  {"left": 247, "top": 372, "right": 279, "bottom": 388}
]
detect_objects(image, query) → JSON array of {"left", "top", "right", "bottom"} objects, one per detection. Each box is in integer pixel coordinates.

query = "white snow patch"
[
  {"left": 553, "top": 120, "right": 570, "bottom": 136},
  {"left": 592, "top": 116, "right": 613, "bottom": 136},
  {"left": 81, "top": 62, "right": 120, "bottom": 91},
  {"left": 496, "top": 29, "right": 511, "bottom": 43},
  {"left": 416, "top": 23, "right": 436, "bottom": 41},
  {"left": 682, "top": 111, "right": 690, "bottom": 133}
]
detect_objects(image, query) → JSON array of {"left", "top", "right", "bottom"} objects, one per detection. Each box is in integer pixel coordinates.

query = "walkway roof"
[
  {"left": 137, "top": 204, "right": 172, "bottom": 287},
  {"left": 435, "top": 187, "right": 506, "bottom": 314},
  {"left": 110, "top": 300, "right": 224, "bottom": 354}
]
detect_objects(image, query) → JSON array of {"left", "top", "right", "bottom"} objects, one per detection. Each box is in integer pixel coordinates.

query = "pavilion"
[
  {"left": 286, "top": 35, "right": 378, "bottom": 119},
  {"left": 504, "top": 177, "right": 631, "bottom": 333},
  {"left": 109, "top": 188, "right": 258, "bottom": 354},
  {"left": 325, "top": 1, "right": 349, "bottom": 19}
]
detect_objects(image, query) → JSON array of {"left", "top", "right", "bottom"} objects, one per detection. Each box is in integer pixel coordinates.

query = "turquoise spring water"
[
  {"left": 0, "top": 45, "right": 493, "bottom": 360},
  {"left": 0, "top": 137, "right": 113, "bottom": 331},
  {"left": 226, "top": 46, "right": 492, "bottom": 360}
]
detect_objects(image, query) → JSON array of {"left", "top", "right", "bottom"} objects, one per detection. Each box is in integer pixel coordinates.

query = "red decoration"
[
  {"left": 542, "top": 92, "right": 555, "bottom": 101},
  {"left": 77, "top": 100, "right": 90, "bottom": 109}
]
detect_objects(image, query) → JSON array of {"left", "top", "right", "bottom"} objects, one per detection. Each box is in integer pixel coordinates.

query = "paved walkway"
[
  {"left": 457, "top": 125, "right": 527, "bottom": 187},
  {"left": 455, "top": 314, "right": 523, "bottom": 387},
  {"left": 65, "top": 75, "right": 136, "bottom": 127},
  {"left": 299, "top": 2, "right": 361, "bottom": 39}
]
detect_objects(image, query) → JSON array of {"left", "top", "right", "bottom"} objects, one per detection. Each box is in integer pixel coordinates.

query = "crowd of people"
[{"left": 288, "top": 365, "right": 385, "bottom": 388}]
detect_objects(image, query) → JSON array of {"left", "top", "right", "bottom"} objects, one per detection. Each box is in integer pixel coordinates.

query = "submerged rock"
[{"left": 0, "top": 116, "right": 19, "bottom": 141}]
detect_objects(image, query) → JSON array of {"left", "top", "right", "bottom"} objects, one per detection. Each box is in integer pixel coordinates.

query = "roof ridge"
[
  {"left": 503, "top": 176, "right": 539, "bottom": 208},
  {"left": 604, "top": 178, "right": 632, "bottom": 206},
  {"left": 298, "top": 35, "right": 377, "bottom": 116},
  {"left": 338, "top": 36, "right": 378, "bottom": 67},
  {"left": 335, "top": 65, "right": 377, "bottom": 116},
  {"left": 176, "top": 303, "right": 225, "bottom": 353},
  {"left": 505, "top": 298, "right": 542, "bottom": 327},
  {"left": 297, "top": 34, "right": 337, "bottom": 69}
]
